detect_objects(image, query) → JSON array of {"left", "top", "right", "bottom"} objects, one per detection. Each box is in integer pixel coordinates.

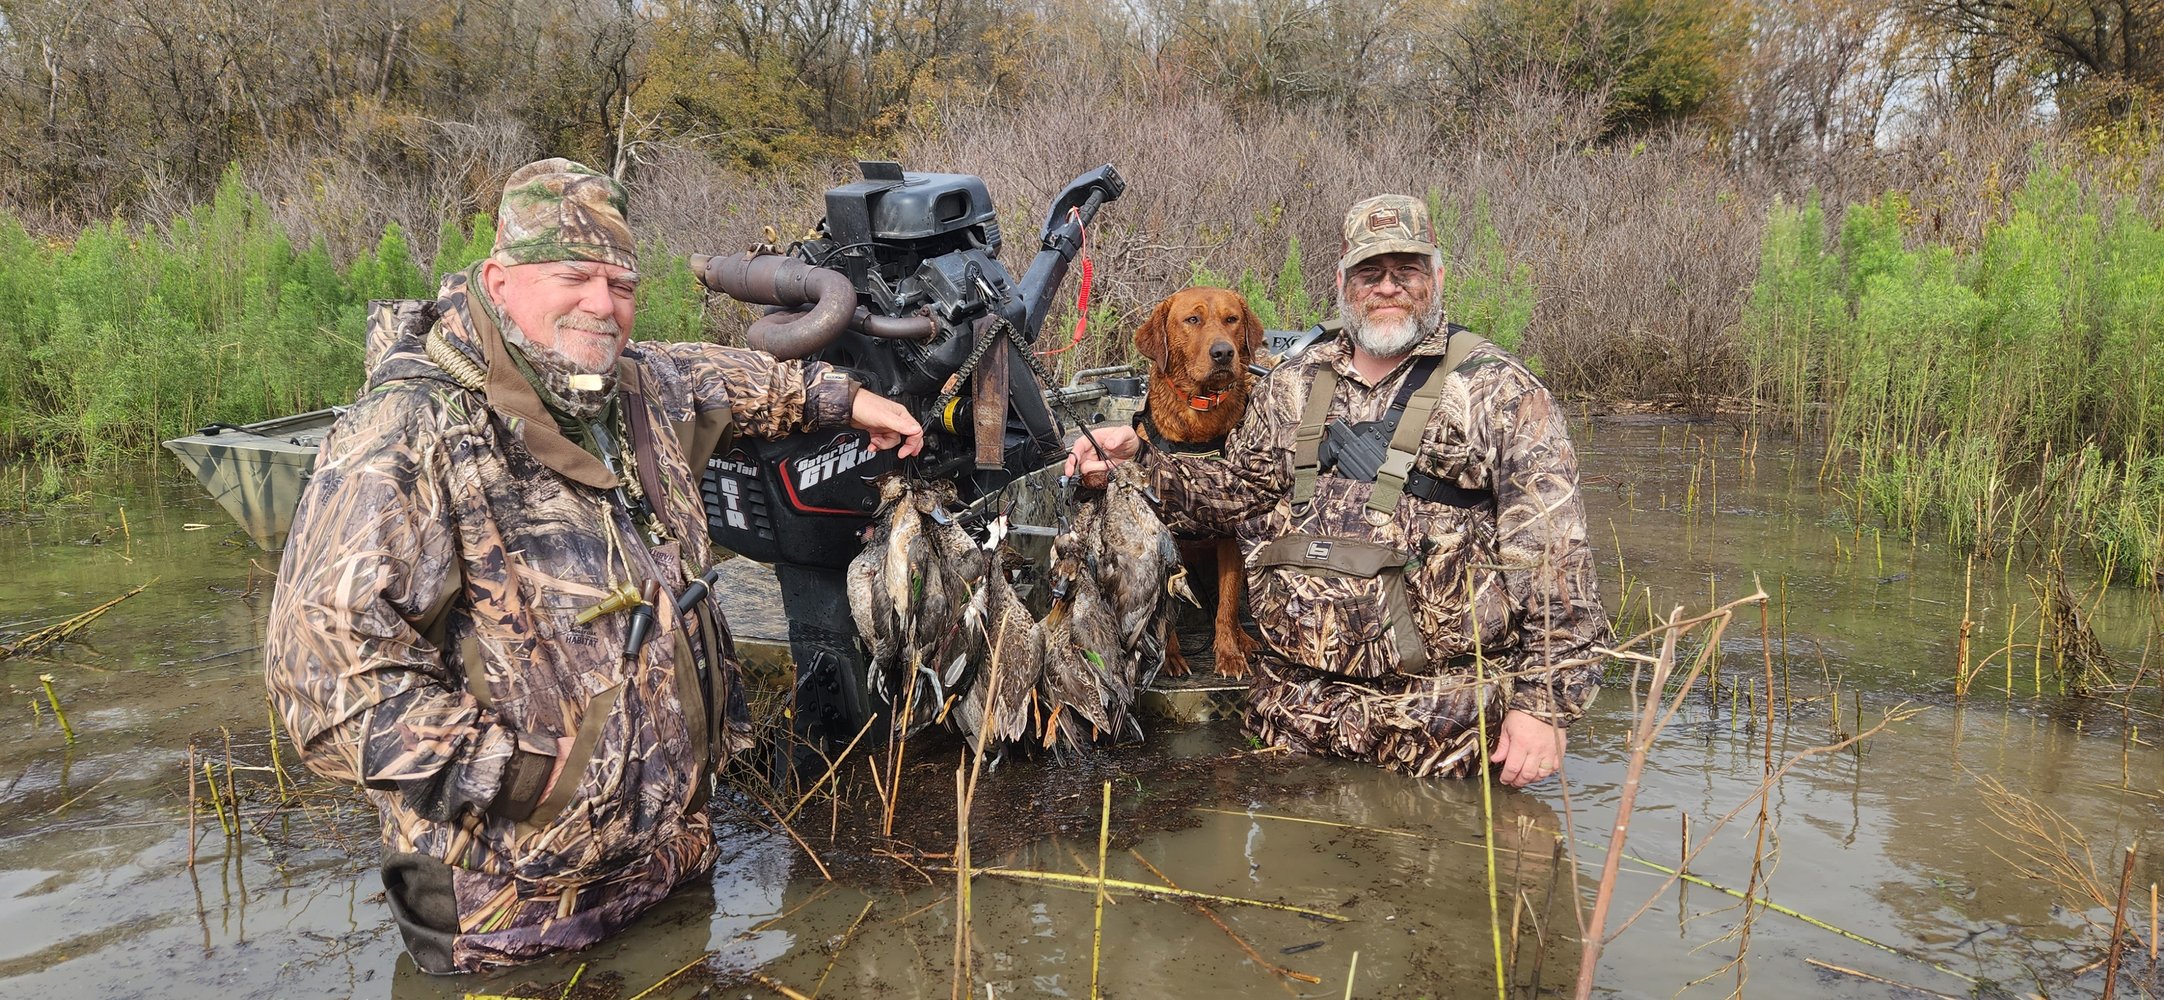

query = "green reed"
[
  {"left": 0, "top": 168, "right": 709, "bottom": 470},
  {"left": 1742, "top": 169, "right": 2164, "bottom": 587}
]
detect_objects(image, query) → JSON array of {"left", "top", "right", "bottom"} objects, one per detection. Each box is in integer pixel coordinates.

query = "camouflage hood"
[{"left": 373, "top": 266, "right": 650, "bottom": 500}]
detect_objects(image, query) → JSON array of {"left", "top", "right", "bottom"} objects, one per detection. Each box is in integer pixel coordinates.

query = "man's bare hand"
[
  {"left": 1490, "top": 710, "right": 1566, "bottom": 787},
  {"left": 850, "top": 389, "right": 925, "bottom": 459},
  {"left": 1062, "top": 425, "right": 1140, "bottom": 487}
]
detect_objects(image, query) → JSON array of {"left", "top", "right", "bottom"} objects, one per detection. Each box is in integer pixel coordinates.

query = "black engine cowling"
[{"left": 694, "top": 160, "right": 1124, "bottom": 757}]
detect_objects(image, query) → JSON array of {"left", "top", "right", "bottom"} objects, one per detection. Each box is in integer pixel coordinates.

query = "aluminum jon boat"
[
  {"left": 162, "top": 408, "right": 339, "bottom": 550},
  {"left": 154, "top": 360, "right": 1163, "bottom": 553}
]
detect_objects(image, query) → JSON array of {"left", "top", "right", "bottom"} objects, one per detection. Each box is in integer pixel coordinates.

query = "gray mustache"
[{"left": 557, "top": 315, "right": 622, "bottom": 338}]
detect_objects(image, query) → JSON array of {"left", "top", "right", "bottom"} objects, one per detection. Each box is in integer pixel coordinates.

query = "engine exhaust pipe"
[
  {"left": 751, "top": 305, "right": 937, "bottom": 344},
  {"left": 691, "top": 252, "right": 934, "bottom": 358}
]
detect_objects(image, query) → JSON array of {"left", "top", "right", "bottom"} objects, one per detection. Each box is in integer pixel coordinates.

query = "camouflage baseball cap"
[
  {"left": 1340, "top": 194, "right": 1440, "bottom": 270},
  {"left": 490, "top": 158, "right": 637, "bottom": 271}
]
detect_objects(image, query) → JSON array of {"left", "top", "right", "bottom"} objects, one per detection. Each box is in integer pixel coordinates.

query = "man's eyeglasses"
[{"left": 1346, "top": 262, "right": 1433, "bottom": 289}]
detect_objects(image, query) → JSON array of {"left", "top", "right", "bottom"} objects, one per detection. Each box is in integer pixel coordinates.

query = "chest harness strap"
[{"left": 1289, "top": 326, "right": 1491, "bottom": 515}]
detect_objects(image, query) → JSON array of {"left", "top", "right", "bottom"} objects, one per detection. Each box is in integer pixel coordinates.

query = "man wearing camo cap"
[
  {"left": 267, "top": 158, "right": 924, "bottom": 973},
  {"left": 1067, "top": 194, "right": 1609, "bottom": 784}
]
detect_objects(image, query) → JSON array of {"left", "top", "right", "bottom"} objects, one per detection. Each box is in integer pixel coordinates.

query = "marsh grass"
[
  {"left": 0, "top": 168, "right": 708, "bottom": 471},
  {"left": 1743, "top": 169, "right": 2164, "bottom": 589},
  {"left": 1, "top": 169, "right": 404, "bottom": 464},
  {"left": 1975, "top": 769, "right": 2161, "bottom": 978}
]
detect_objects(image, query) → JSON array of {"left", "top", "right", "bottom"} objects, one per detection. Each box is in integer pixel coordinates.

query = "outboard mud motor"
[{"left": 692, "top": 160, "right": 1124, "bottom": 757}]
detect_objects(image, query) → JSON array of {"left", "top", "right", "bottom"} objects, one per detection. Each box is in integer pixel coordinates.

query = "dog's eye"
[
  {"left": 1183, "top": 315, "right": 1200, "bottom": 325},
  {"left": 1224, "top": 315, "right": 1240, "bottom": 325}
]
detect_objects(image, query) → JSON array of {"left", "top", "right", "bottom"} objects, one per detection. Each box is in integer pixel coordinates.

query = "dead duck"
[
  {"left": 1038, "top": 518, "right": 1124, "bottom": 750},
  {"left": 1086, "top": 461, "right": 1197, "bottom": 687},
  {"left": 955, "top": 552, "right": 1042, "bottom": 747},
  {"left": 847, "top": 476, "right": 985, "bottom": 735}
]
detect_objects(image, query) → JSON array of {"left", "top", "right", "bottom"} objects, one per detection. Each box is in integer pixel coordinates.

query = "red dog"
[{"left": 1133, "top": 287, "right": 1265, "bottom": 678}]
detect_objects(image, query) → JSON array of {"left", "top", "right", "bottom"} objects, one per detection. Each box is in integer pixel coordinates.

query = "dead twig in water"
[
  {"left": 1, "top": 580, "right": 153, "bottom": 660},
  {"left": 749, "top": 971, "right": 814, "bottom": 1000},
  {"left": 884, "top": 675, "right": 919, "bottom": 837},
  {"left": 952, "top": 767, "right": 973, "bottom": 1000},
  {"left": 1574, "top": 595, "right": 1741, "bottom": 1000},
  {"left": 782, "top": 715, "right": 876, "bottom": 824},
  {"left": 624, "top": 953, "right": 710, "bottom": 1000},
  {"left": 1190, "top": 806, "right": 1417, "bottom": 838},
  {"left": 186, "top": 748, "right": 199, "bottom": 868},
  {"left": 46, "top": 768, "right": 117, "bottom": 816},
  {"left": 870, "top": 847, "right": 936, "bottom": 886},
  {"left": 1090, "top": 781, "right": 1110, "bottom": 1000},
  {"left": 264, "top": 698, "right": 292, "bottom": 803},
  {"left": 220, "top": 728, "right": 239, "bottom": 830},
  {"left": 1606, "top": 703, "right": 1926, "bottom": 941},
  {"left": 748, "top": 884, "right": 837, "bottom": 935},
  {"left": 1576, "top": 591, "right": 1932, "bottom": 999},
  {"left": 2033, "top": 568, "right": 2116, "bottom": 696},
  {"left": 812, "top": 898, "right": 876, "bottom": 999},
  {"left": 1726, "top": 578, "right": 1784, "bottom": 994},
  {"left": 1975, "top": 770, "right": 2117, "bottom": 926},
  {"left": 2103, "top": 844, "right": 2136, "bottom": 1000},
  {"left": 863, "top": 747, "right": 889, "bottom": 817},
  {"left": 952, "top": 601, "right": 1019, "bottom": 1000},
  {"left": 242, "top": 558, "right": 275, "bottom": 599},
  {"left": 730, "top": 783, "right": 831, "bottom": 882},
  {"left": 933, "top": 866, "right": 1349, "bottom": 921},
  {"left": 1802, "top": 959, "right": 1966, "bottom": 1000},
  {"left": 1596, "top": 845, "right": 1978, "bottom": 986},
  {"left": 1129, "top": 848, "right": 1318, "bottom": 989},
  {"left": 1060, "top": 839, "right": 1109, "bottom": 887},
  {"left": 889, "top": 892, "right": 954, "bottom": 927},
  {"left": 760, "top": 798, "right": 832, "bottom": 882}
]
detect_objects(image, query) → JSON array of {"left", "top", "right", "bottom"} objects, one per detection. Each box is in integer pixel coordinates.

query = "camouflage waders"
[
  {"left": 1146, "top": 323, "right": 1610, "bottom": 776},
  {"left": 267, "top": 266, "right": 856, "bottom": 971}
]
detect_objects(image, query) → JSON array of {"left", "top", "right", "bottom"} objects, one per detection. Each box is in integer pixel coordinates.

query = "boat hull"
[{"left": 162, "top": 409, "right": 337, "bottom": 550}]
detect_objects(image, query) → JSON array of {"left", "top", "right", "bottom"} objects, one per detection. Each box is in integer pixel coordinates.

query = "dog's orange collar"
[{"left": 1187, "top": 389, "right": 1229, "bottom": 411}]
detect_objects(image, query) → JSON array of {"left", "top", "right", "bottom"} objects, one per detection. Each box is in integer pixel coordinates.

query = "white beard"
[
  {"left": 534, "top": 315, "right": 625, "bottom": 375},
  {"left": 1341, "top": 291, "right": 1443, "bottom": 359},
  {"left": 499, "top": 310, "right": 620, "bottom": 418}
]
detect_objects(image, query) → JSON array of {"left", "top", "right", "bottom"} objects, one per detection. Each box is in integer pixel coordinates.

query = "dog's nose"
[{"left": 1210, "top": 341, "right": 1235, "bottom": 366}]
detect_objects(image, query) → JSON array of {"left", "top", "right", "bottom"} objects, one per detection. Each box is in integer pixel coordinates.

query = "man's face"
[
  {"left": 1337, "top": 251, "right": 1443, "bottom": 360},
  {"left": 483, "top": 259, "right": 638, "bottom": 373}
]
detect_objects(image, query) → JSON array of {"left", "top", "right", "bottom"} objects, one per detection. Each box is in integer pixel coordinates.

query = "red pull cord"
[{"left": 1037, "top": 207, "right": 1092, "bottom": 357}]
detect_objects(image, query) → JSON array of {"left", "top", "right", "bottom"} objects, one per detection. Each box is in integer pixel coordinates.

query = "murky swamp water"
[{"left": 1, "top": 419, "right": 2159, "bottom": 1000}]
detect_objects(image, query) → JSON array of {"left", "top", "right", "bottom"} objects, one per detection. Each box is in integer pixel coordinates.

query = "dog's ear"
[
  {"left": 1135, "top": 297, "right": 1172, "bottom": 372},
  {"left": 1237, "top": 297, "right": 1266, "bottom": 364}
]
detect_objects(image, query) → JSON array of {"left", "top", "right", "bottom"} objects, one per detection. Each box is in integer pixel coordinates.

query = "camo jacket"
[
  {"left": 1148, "top": 324, "right": 1608, "bottom": 746},
  {"left": 265, "top": 267, "right": 854, "bottom": 972}
]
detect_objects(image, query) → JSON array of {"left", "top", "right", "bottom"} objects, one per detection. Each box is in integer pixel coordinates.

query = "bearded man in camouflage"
[
  {"left": 1066, "top": 195, "right": 1608, "bottom": 786},
  {"left": 266, "top": 159, "right": 923, "bottom": 973}
]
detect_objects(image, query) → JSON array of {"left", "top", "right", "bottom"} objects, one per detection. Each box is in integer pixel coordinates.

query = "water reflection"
[{"left": 2, "top": 422, "right": 2160, "bottom": 999}]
